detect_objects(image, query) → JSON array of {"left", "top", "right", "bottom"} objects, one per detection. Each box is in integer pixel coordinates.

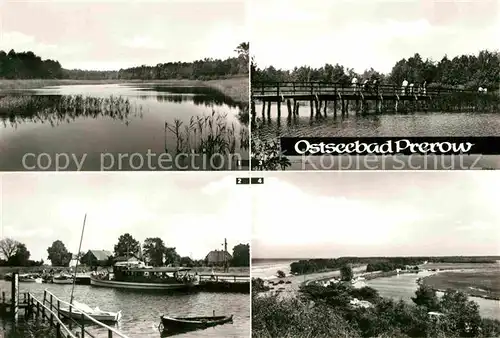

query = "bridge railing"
[
  {"left": 44, "top": 289, "right": 130, "bottom": 338},
  {"left": 251, "top": 81, "right": 477, "bottom": 98},
  {"left": 30, "top": 293, "right": 78, "bottom": 338},
  {"left": 199, "top": 274, "right": 250, "bottom": 283}
]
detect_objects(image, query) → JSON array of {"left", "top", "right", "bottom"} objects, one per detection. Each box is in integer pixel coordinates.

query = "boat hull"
[
  {"left": 52, "top": 278, "right": 74, "bottom": 284},
  {"left": 59, "top": 308, "right": 122, "bottom": 322},
  {"left": 161, "top": 315, "right": 233, "bottom": 330},
  {"left": 90, "top": 276, "right": 195, "bottom": 290}
]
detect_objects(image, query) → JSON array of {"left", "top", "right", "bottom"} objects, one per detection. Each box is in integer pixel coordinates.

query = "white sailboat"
[
  {"left": 59, "top": 300, "right": 122, "bottom": 322},
  {"left": 61, "top": 214, "right": 123, "bottom": 323}
]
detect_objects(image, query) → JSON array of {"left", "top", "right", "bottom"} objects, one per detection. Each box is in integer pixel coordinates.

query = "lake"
[
  {"left": 0, "top": 280, "right": 250, "bottom": 337},
  {"left": 253, "top": 103, "right": 500, "bottom": 170},
  {"left": 361, "top": 271, "right": 500, "bottom": 320},
  {"left": 0, "top": 84, "right": 248, "bottom": 171}
]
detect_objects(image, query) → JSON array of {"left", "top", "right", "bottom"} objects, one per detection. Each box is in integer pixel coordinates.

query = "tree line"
[
  {"left": 252, "top": 49, "right": 500, "bottom": 91},
  {"left": 0, "top": 234, "right": 250, "bottom": 268},
  {"left": 289, "top": 256, "right": 498, "bottom": 275},
  {"left": 0, "top": 42, "right": 249, "bottom": 81}
]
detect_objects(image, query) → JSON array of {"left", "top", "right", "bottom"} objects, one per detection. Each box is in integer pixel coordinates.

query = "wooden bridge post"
[
  {"left": 26, "top": 293, "right": 31, "bottom": 317},
  {"left": 11, "top": 272, "right": 19, "bottom": 321},
  {"left": 276, "top": 83, "right": 281, "bottom": 118},
  {"left": 266, "top": 100, "right": 271, "bottom": 120},
  {"left": 309, "top": 100, "right": 314, "bottom": 118},
  {"left": 50, "top": 294, "right": 54, "bottom": 326},
  {"left": 286, "top": 99, "right": 292, "bottom": 118},
  {"left": 293, "top": 100, "right": 299, "bottom": 116},
  {"left": 323, "top": 100, "right": 327, "bottom": 116},
  {"left": 251, "top": 100, "right": 256, "bottom": 121},
  {"left": 314, "top": 97, "right": 320, "bottom": 117},
  {"left": 81, "top": 312, "right": 85, "bottom": 337},
  {"left": 261, "top": 101, "right": 265, "bottom": 120}
]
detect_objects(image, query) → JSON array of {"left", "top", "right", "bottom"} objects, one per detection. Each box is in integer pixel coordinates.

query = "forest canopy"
[
  {"left": 0, "top": 42, "right": 249, "bottom": 81},
  {"left": 252, "top": 49, "right": 500, "bottom": 91}
]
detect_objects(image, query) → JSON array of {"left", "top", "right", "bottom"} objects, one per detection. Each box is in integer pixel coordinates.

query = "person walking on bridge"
[
  {"left": 402, "top": 79, "right": 408, "bottom": 95},
  {"left": 351, "top": 78, "right": 358, "bottom": 93},
  {"left": 373, "top": 79, "right": 379, "bottom": 94}
]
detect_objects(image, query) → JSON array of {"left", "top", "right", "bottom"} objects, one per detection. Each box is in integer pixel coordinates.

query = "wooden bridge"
[
  {"left": 1, "top": 287, "right": 128, "bottom": 338},
  {"left": 251, "top": 81, "right": 493, "bottom": 119},
  {"left": 198, "top": 274, "right": 250, "bottom": 293}
]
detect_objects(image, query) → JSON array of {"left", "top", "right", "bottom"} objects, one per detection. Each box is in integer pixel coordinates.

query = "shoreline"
[
  {"left": 0, "top": 76, "right": 249, "bottom": 104},
  {"left": 418, "top": 273, "right": 500, "bottom": 301},
  {"left": 0, "top": 266, "right": 249, "bottom": 279}
]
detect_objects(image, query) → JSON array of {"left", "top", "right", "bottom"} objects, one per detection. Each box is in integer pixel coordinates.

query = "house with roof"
[
  {"left": 113, "top": 255, "right": 141, "bottom": 265},
  {"left": 205, "top": 250, "right": 232, "bottom": 267},
  {"left": 80, "top": 250, "right": 113, "bottom": 267}
]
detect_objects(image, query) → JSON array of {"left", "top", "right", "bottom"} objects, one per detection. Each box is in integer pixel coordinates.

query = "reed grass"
[
  {"left": 0, "top": 94, "right": 142, "bottom": 127},
  {"left": 164, "top": 110, "right": 249, "bottom": 157}
]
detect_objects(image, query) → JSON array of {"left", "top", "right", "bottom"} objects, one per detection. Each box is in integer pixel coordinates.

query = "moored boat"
[
  {"left": 19, "top": 274, "right": 43, "bottom": 283},
  {"left": 160, "top": 314, "right": 233, "bottom": 331},
  {"left": 90, "top": 262, "right": 198, "bottom": 291},
  {"left": 59, "top": 301, "right": 122, "bottom": 322},
  {"left": 53, "top": 274, "right": 74, "bottom": 284}
]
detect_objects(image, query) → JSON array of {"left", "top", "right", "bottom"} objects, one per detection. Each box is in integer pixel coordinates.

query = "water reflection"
[{"left": 254, "top": 103, "right": 500, "bottom": 138}]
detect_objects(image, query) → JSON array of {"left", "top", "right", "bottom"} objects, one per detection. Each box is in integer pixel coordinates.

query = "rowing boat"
[{"left": 160, "top": 314, "right": 233, "bottom": 330}]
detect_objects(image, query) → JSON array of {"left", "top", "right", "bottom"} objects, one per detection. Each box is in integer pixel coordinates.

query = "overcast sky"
[
  {"left": 251, "top": 0, "right": 500, "bottom": 73},
  {"left": 252, "top": 171, "right": 500, "bottom": 258},
  {"left": 0, "top": 0, "right": 247, "bottom": 70},
  {"left": 1, "top": 173, "right": 250, "bottom": 262}
]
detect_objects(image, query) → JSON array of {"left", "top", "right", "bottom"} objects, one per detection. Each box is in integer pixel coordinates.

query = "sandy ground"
[{"left": 262, "top": 266, "right": 367, "bottom": 298}]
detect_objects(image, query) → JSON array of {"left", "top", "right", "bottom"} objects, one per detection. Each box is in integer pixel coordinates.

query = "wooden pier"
[
  {"left": 1, "top": 273, "right": 128, "bottom": 338},
  {"left": 198, "top": 274, "right": 250, "bottom": 293},
  {"left": 251, "top": 81, "right": 496, "bottom": 120}
]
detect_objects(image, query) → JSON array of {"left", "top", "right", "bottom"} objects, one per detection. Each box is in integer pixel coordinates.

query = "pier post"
[
  {"left": 309, "top": 100, "right": 314, "bottom": 118},
  {"left": 286, "top": 99, "right": 292, "bottom": 118},
  {"left": 294, "top": 100, "right": 299, "bottom": 116},
  {"left": 266, "top": 101, "right": 271, "bottom": 120},
  {"left": 11, "top": 272, "right": 19, "bottom": 321},
  {"left": 314, "top": 99, "right": 320, "bottom": 117},
  {"left": 345, "top": 101, "right": 349, "bottom": 115},
  {"left": 334, "top": 99, "right": 337, "bottom": 117},
  {"left": 277, "top": 100, "right": 281, "bottom": 119},
  {"left": 323, "top": 101, "right": 327, "bottom": 116},
  {"left": 251, "top": 100, "right": 256, "bottom": 121},
  {"left": 341, "top": 99, "right": 345, "bottom": 115},
  {"left": 261, "top": 101, "right": 265, "bottom": 120}
]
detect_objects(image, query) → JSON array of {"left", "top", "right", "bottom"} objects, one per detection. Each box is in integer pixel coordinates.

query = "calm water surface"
[
  {"left": 361, "top": 271, "right": 500, "bottom": 320},
  {"left": 255, "top": 103, "right": 500, "bottom": 138},
  {"left": 254, "top": 103, "right": 500, "bottom": 170},
  {"left": 0, "top": 281, "right": 250, "bottom": 337},
  {"left": 0, "top": 84, "right": 248, "bottom": 171}
]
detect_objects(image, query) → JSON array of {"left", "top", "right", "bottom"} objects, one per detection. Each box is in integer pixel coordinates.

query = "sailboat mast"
[{"left": 70, "top": 213, "right": 87, "bottom": 305}]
